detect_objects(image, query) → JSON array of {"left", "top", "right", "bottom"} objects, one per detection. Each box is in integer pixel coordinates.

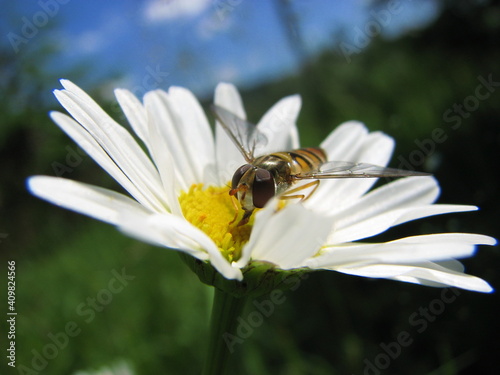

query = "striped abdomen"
[{"left": 268, "top": 147, "right": 327, "bottom": 175}]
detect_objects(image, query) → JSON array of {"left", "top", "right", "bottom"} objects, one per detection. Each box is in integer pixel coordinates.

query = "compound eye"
[
  {"left": 252, "top": 169, "right": 275, "bottom": 208},
  {"left": 232, "top": 164, "right": 252, "bottom": 190}
]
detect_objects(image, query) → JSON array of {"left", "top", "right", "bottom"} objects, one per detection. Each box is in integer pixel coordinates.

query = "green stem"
[{"left": 202, "top": 288, "right": 247, "bottom": 375}]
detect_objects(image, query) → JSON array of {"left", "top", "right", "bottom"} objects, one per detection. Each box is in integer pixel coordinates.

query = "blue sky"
[{"left": 4, "top": 0, "right": 439, "bottom": 99}]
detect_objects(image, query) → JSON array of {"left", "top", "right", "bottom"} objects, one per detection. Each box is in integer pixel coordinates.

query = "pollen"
[{"left": 178, "top": 184, "right": 253, "bottom": 262}]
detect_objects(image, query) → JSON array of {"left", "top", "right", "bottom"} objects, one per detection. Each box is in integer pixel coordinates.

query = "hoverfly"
[{"left": 212, "top": 104, "right": 429, "bottom": 225}]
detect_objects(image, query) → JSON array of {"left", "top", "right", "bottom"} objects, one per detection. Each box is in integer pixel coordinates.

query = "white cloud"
[
  {"left": 67, "top": 15, "right": 127, "bottom": 55},
  {"left": 197, "top": 13, "right": 234, "bottom": 40},
  {"left": 143, "top": 0, "right": 211, "bottom": 22},
  {"left": 75, "top": 30, "right": 106, "bottom": 53},
  {"left": 214, "top": 64, "right": 240, "bottom": 82}
]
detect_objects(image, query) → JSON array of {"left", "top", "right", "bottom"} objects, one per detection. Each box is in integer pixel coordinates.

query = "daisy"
[{"left": 28, "top": 80, "right": 495, "bottom": 293}]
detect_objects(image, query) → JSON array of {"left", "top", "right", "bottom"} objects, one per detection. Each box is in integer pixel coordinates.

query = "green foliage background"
[{"left": 1, "top": 1, "right": 499, "bottom": 374}]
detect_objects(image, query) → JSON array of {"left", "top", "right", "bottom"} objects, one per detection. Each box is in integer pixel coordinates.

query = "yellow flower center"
[{"left": 178, "top": 184, "right": 253, "bottom": 262}]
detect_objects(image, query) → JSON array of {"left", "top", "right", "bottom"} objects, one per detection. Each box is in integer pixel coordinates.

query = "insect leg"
[
  {"left": 238, "top": 209, "right": 253, "bottom": 226},
  {"left": 279, "top": 180, "right": 320, "bottom": 202},
  {"left": 229, "top": 194, "right": 240, "bottom": 225}
]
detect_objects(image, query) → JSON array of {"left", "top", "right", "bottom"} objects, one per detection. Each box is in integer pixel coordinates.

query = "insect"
[{"left": 212, "top": 104, "right": 429, "bottom": 225}]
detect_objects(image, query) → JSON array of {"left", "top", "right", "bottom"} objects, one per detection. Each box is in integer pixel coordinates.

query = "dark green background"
[{"left": 1, "top": 1, "right": 499, "bottom": 374}]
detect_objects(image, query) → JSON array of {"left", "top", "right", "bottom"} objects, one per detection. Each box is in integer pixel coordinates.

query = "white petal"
[
  {"left": 333, "top": 262, "right": 493, "bottom": 293},
  {"left": 27, "top": 176, "right": 151, "bottom": 225},
  {"left": 333, "top": 131, "right": 394, "bottom": 202},
  {"left": 309, "top": 128, "right": 395, "bottom": 212},
  {"left": 235, "top": 203, "right": 275, "bottom": 267},
  {"left": 139, "top": 92, "right": 188, "bottom": 202},
  {"left": 119, "top": 211, "right": 243, "bottom": 280},
  {"left": 116, "top": 87, "right": 214, "bottom": 203},
  {"left": 166, "top": 86, "right": 217, "bottom": 184},
  {"left": 143, "top": 91, "right": 189, "bottom": 191},
  {"left": 136, "top": 113, "right": 183, "bottom": 218},
  {"left": 215, "top": 82, "right": 247, "bottom": 118},
  {"left": 256, "top": 94, "right": 301, "bottom": 154},
  {"left": 320, "top": 121, "right": 368, "bottom": 160},
  {"left": 58, "top": 81, "right": 159, "bottom": 182},
  {"left": 330, "top": 204, "right": 477, "bottom": 244},
  {"left": 50, "top": 112, "right": 164, "bottom": 211},
  {"left": 214, "top": 83, "right": 247, "bottom": 184},
  {"left": 318, "top": 176, "right": 440, "bottom": 241},
  {"left": 116, "top": 89, "right": 183, "bottom": 206},
  {"left": 54, "top": 81, "right": 168, "bottom": 212},
  {"left": 144, "top": 88, "right": 216, "bottom": 189},
  {"left": 345, "top": 175, "right": 439, "bottom": 212},
  {"left": 358, "top": 131, "right": 394, "bottom": 164},
  {"left": 307, "top": 233, "right": 496, "bottom": 268},
  {"left": 114, "top": 88, "right": 151, "bottom": 151},
  {"left": 236, "top": 202, "right": 334, "bottom": 269}
]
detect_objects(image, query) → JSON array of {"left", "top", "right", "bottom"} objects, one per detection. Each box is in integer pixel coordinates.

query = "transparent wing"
[
  {"left": 211, "top": 104, "right": 268, "bottom": 163},
  {"left": 297, "top": 161, "right": 431, "bottom": 179}
]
